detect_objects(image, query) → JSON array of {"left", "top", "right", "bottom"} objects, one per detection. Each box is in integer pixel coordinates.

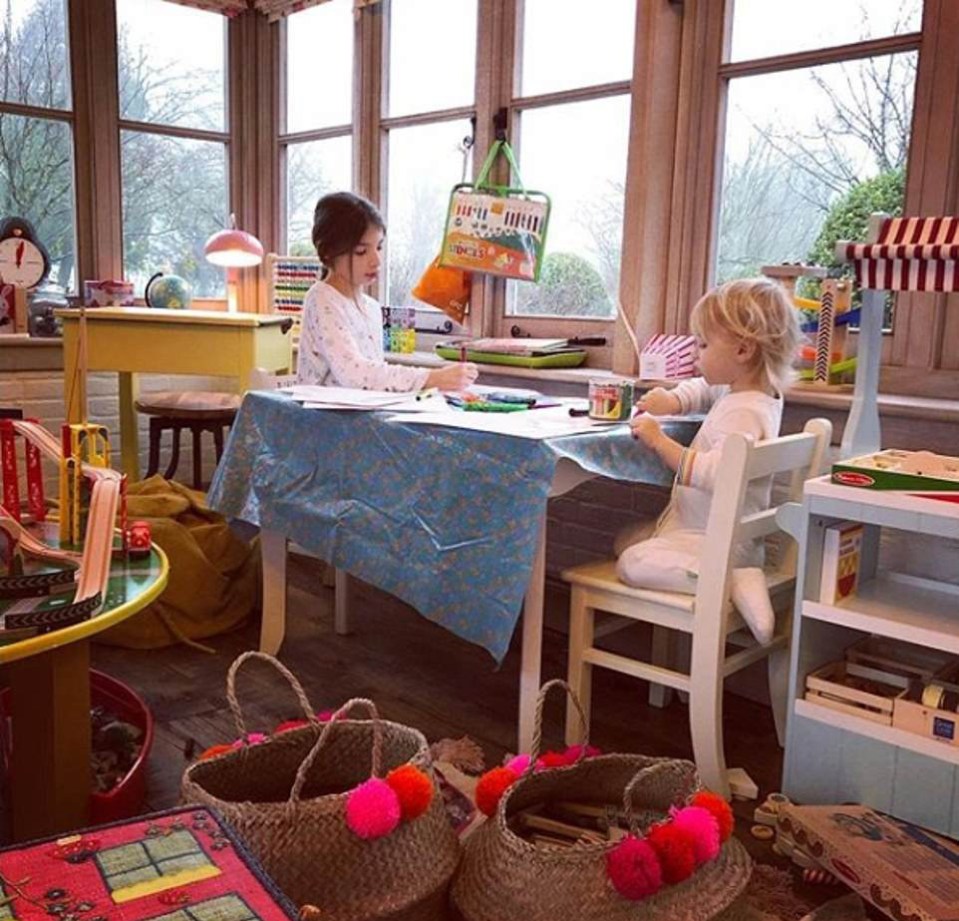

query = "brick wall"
[{"left": 2, "top": 369, "right": 232, "bottom": 493}]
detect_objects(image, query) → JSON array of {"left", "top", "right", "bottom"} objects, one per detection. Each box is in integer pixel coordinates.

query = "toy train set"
[{"left": 0, "top": 418, "right": 141, "bottom": 636}]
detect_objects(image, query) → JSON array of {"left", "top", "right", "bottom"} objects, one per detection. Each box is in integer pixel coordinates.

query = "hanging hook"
[{"left": 493, "top": 108, "right": 509, "bottom": 142}]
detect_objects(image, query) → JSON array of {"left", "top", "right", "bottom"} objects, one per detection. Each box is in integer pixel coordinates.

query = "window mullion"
[
  {"left": 613, "top": 0, "right": 684, "bottom": 375},
  {"left": 69, "top": 0, "right": 123, "bottom": 283}
]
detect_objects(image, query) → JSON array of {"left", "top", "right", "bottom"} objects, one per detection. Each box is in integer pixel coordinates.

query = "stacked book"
[{"left": 434, "top": 338, "right": 587, "bottom": 369}]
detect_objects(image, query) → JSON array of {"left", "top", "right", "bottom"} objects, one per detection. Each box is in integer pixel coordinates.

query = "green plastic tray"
[{"left": 435, "top": 346, "right": 587, "bottom": 368}]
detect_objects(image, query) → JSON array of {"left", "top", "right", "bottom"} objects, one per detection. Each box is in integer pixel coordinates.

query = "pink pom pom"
[
  {"left": 561, "top": 744, "right": 601, "bottom": 765},
  {"left": 345, "top": 778, "right": 401, "bottom": 839},
  {"left": 505, "top": 754, "right": 531, "bottom": 775},
  {"left": 606, "top": 835, "right": 663, "bottom": 900},
  {"left": 670, "top": 805, "right": 720, "bottom": 865},
  {"left": 231, "top": 732, "right": 268, "bottom": 749},
  {"left": 316, "top": 709, "right": 334, "bottom": 722}
]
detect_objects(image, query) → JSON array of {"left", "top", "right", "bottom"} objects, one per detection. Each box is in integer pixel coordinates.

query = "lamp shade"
[{"left": 204, "top": 215, "right": 264, "bottom": 267}]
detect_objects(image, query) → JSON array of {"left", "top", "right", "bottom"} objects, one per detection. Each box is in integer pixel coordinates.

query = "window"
[
  {"left": 283, "top": 0, "right": 354, "bottom": 255},
  {"left": 504, "top": 0, "right": 635, "bottom": 326},
  {"left": 715, "top": 2, "right": 921, "bottom": 299},
  {"left": 116, "top": 0, "right": 228, "bottom": 297},
  {"left": 0, "top": 0, "right": 76, "bottom": 293},
  {"left": 728, "top": 0, "right": 922, "bottom": 62},
  {"left": 383, "top": 0, "right": 477, "bottom": 310}
]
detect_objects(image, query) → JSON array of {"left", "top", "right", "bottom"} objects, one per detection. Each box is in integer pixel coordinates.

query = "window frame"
[
  {"left": 32, "top": 0, "right": 959, "bottom": 401},
  {"left": 371, "top": 0, "right": 478, "bottom": 330},
  {"left": 0, "top": 0, "right": 78, "bottom": 291},
  {"left": 277, "top": 3, "right": 357, "bottom": 255}
]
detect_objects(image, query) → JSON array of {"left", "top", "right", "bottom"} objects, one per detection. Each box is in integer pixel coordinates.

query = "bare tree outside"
[
  {"left": 116, "top": 0, "right": 228, "bottom": 297},
  {"left": 0, "top": 0, "right": 74, "bottom": 289},
  {"left": 716, "top": 1, "right": 919, "bottom": 286}
]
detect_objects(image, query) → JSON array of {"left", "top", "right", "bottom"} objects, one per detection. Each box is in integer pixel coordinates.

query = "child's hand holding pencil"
[{"left": 425, "top": 357, "right": 479, "bottom": 392}]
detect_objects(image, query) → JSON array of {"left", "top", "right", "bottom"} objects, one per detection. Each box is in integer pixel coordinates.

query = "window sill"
[
  {"left": 785, "top": 385, "right": 959, "bottom": 424},
  {"left": 0, "top": 335, "right": 64, "bottom": 372}
]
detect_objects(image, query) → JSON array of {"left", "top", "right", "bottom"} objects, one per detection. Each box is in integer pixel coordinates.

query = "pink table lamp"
[{"left": 204, "top": 214, "right": 264, "bottom": 312}]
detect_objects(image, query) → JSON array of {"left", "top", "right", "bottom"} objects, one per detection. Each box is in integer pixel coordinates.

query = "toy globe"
[{"left": 145, "top": 272, "right": 192, "bottom": 309}]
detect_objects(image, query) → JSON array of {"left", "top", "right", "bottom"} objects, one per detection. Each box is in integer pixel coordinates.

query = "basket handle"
[
  {"left": 226, "top": 651, "right": 317, "bottom": 740},
  {"left": 622, "top": 760, "right": 699, "bottom": 835},
  {"left": 288, "top": 698, "right": 383, "bottom": 805},
  {"left": 527, "top": 679, "right": 590, "bottom": 771}
]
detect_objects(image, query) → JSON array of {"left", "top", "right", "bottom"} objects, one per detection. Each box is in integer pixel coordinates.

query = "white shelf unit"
[{"left": 782, "top": 475, "right": 959, "bottom": 836}]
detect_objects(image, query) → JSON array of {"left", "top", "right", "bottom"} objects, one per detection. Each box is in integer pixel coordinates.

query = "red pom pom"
[
  {"left": 536, "top": 751, "right": 569, "bottom": 769},
  {"left": 606, "top": 835, "right": 663, "bottom": 900},
  {"left": 198, "top": 743, "right": 233, "bottom": 761},
  {"left": 274, "top": 719, "right": 309, "bottom": 735},
  {"left": 475, "top": 766, "right": 518, "bottom": 816},
  {"left": 645, "top": 822, "right": 696, "bottom": 884},
  {"left": 670, "top": 806, "right": 720, "bottom": 865},
  {"left": 345, "top": 778, "right": 401, "bottom": 839},
  {"left": 691, "top": 790, "right": 734, "bottom": 842},
  {"left": 386, "top": 765, "right": 434, "bottom": 821}
]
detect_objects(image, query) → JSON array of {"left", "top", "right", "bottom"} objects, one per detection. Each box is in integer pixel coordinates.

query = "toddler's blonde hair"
[{"left": 690, "top": 278, "right": 800, "bottom": 390}]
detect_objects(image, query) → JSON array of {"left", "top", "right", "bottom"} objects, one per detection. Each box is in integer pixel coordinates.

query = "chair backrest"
[{"left": 697, "top": 418, "right": 832, "bottom": 608}]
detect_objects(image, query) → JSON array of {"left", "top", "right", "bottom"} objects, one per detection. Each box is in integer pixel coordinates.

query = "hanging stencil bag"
[
  {"left": 181, "top": 652, "right": 460, "bottom": 920},
  {"left": 440, "top": 139, "right": 551, "bottom": 282},
  {"left": 451, "top": 680, "right": 751, "bottom": 921}
]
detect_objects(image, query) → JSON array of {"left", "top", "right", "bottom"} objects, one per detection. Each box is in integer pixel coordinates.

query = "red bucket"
[{"left": 0, "top": 670, "right": 154, "bottom": 823}]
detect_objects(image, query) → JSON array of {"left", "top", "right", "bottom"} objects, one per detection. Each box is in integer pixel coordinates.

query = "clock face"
[{"left": 0, "top": 237, "right": 47, "bottom": 288}]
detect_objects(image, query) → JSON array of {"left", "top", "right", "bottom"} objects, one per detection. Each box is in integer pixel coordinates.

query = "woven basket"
[
  {"left": 181, "top": 652, "right": 460, "bottom": 920},
  {"left": 451, "top": 681, "right": 752, "bottom": 921}
]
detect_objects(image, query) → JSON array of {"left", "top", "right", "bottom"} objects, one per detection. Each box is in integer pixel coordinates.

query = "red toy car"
[{"left": 128, "top": 520, "right": 151, "bottom": 558}]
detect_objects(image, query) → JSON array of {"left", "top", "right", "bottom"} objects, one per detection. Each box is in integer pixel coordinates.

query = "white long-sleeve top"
[
  {"left": 658, "top": 377, "right": 783, "bottom": 565},
  {"left": 295, "top": 280, "right": 430, "bottom": 392}
]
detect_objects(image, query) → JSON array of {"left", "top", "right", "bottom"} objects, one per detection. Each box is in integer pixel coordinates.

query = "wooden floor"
[{"left": 91, "top": 554, "right": 788, "bottom": 854}]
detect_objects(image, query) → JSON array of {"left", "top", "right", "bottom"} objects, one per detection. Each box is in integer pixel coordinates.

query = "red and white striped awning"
[{"left": 837, "top": 216, "right": 959, "bottom": 292}]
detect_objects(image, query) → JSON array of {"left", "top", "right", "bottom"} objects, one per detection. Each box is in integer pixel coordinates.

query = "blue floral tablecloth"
[{"left": 207, "top": 392, "right": 698, "bottom": 662}]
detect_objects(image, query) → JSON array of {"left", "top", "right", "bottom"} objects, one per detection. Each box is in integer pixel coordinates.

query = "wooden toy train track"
[{"left": 1, "top": 418, "right": 126, "bottom": 637}]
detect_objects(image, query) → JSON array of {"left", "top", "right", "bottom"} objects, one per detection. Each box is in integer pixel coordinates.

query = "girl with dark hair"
[{"left": 296, "top": 191, "right": 478, "bottom": 392}]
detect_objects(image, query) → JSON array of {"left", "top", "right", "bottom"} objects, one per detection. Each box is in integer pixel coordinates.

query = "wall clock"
[{"left": 0, "top": 216, "right": 51, "bottom": 289}]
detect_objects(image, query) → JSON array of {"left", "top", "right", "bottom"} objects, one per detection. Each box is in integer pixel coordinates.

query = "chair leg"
[
  {"left": 688, "top": 634, "right": 729, "bottom": 798},
  {"left": 191, "top": 425, "right": 203, "bottom": 490},
  {"left": 213, "top": 423, "right": 225, "bottom": 462},
  {"left": 145, "top": 417, "right": 162, "bottom": 478},
  {"left": 648, "top": 626, "right": 676, "bottom": 708},
  {"left": 163, "top": 424, "right": 182, "bottom": 480},
  {"left": 768, "top": 644, "right": 790, "bottom": 748},
  {"left": 566, "top": 586, "right": 595, "bottom": 746}
]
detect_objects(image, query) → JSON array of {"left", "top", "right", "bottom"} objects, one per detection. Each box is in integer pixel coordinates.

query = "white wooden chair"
[{"left": 562, "top": 418, "right": 832, "bottom": 798}]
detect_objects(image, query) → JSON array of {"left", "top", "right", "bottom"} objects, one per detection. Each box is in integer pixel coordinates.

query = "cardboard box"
[
  {"left": 894, "top": 682, "right": 959, "bottom": 748},
  {"left": 805, "top": 661, "right": 909, "bottom": 725},
  {"left": 832, "top": 449, "right": 959, "bottom": 499},
  {"left": 778, "top": 804, "right": 959, "bottom": 921},
  {"left": 819, "top": 521, "right": 864, "bottom": 604}
]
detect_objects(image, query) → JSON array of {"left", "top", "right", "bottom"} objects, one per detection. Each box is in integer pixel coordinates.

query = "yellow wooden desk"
[
  {"left": 0, "top": 532, "right": 169, "bottom": 841},
  {"left": 56, "top": 308, "right": 293, "bottom": 479}
]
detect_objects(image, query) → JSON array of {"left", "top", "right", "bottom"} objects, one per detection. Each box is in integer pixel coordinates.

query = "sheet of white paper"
[
  {"left": 286, "top": 385, "right": 418, "bottom": 409},
  {"left": 302, "top": 397, "right": 452, "bottom": 413},
  {"left": 385, "top": 405, "right": 624, "bottom": 440}
]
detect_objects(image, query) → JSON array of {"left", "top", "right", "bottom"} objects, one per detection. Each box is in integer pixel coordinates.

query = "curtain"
[{"left": 162, "top": 0, "right": 381, "bottom": 18}]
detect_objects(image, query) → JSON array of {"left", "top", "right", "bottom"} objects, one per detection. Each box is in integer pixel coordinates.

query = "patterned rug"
[{"left": 716, "top": 866, "right": 866, "bottom": 921}]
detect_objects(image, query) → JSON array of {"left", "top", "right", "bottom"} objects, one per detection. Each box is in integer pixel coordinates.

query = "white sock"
[{"left": 730, "top": 567, "right": 775, "bottom": 645}]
